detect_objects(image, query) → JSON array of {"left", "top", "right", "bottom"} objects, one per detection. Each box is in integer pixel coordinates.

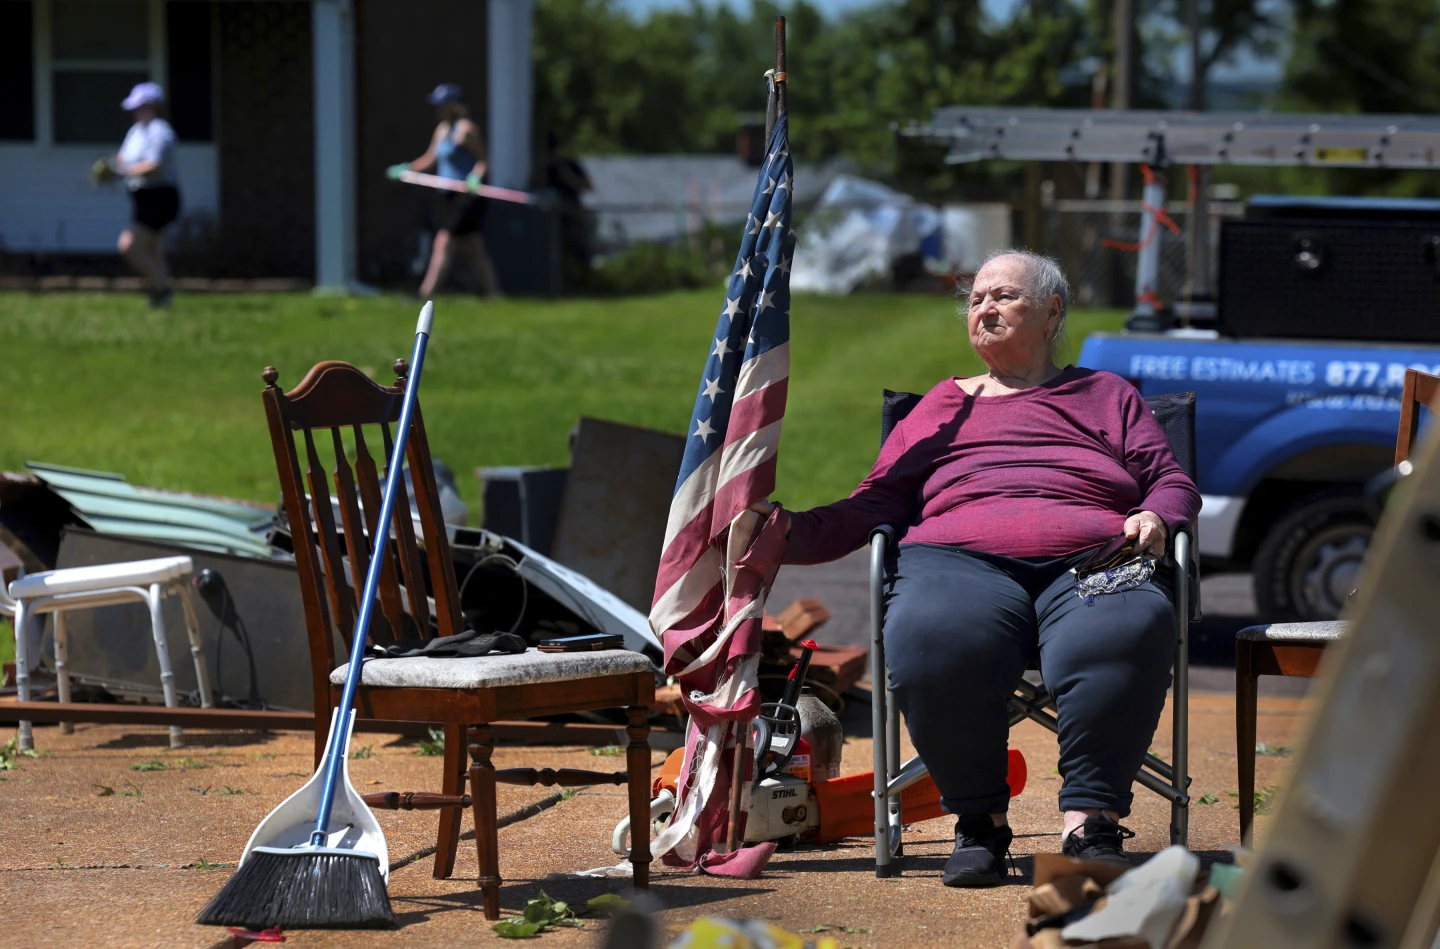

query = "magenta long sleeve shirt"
[{"left": 785, "top": 368, "right": 1201, "bottom": 564}]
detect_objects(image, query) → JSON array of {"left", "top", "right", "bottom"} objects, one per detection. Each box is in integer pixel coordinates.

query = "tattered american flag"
[{"left": 647, "top": 111, "right": 794, "bottom": 875}]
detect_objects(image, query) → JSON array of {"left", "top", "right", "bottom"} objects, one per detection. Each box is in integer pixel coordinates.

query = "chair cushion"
[
  {"left": 8, "top": 556, "right": 193, "bottom": 599},
  {"left": 1236, "top": 621, "right": 1347, "bottom": 643},
  {"left": 331, "top": 647, "right": 655, "bottom": 690}
]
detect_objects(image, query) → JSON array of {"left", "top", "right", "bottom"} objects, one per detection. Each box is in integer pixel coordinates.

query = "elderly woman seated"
[{"left": 761, "top": 250, "right": 1199, "bottom": 887}]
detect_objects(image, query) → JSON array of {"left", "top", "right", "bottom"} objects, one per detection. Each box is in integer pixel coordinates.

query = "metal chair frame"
[{"left": 867, "top": 392, "right": 1197, "bottom": 877}]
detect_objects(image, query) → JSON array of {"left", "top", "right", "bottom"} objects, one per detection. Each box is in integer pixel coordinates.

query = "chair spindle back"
[{"left": 262, "top": 359, "right": 463, "bottom": 718}]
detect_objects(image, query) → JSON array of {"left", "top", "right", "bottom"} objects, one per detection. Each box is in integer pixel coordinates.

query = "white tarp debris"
[{"left": 790, "top": 175, "right": 942, "bottom": 295}]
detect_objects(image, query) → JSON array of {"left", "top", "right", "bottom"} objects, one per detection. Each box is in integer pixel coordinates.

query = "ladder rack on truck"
[
  {"left": 900, "top": 108, "right": 1440, "bottom": 169},
  {"left": 899, "top": 108, "right": 1440, "bottom": 323}
]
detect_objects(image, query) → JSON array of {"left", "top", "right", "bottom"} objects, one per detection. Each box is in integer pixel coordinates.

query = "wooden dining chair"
[
  {"left": 261, "top": 359, "right": 654, "bottom": 919},
  {"left": 1395, "top": 368, "right": 1440, "bottom": 467},
  {"left": 1235, "top": 368, "right": 1439, "bottom": 843}
]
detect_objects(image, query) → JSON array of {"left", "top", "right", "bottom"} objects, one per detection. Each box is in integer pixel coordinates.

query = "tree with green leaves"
[{"left": 1272, "top": 0, "right": 1440, "bottom": 197}]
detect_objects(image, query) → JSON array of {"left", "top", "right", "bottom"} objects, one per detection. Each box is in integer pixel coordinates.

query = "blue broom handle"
[{"left": 311, "top": 302, "right": 434, "bottom": 846}]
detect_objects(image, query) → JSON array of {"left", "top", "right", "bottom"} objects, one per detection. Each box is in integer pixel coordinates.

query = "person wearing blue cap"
[
  {"left": 107, "top": 81, "right": 181, "bottom": 307},
  {"left": 387, "top": 83, "right": 500, "bottom": 298}
]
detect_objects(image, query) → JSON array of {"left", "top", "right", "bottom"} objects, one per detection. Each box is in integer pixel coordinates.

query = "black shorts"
[
  {"left": 431, "top": 191, "right": 485, "bottom": 236},
  {"left": 130, "top": 185, "right": 181, "bottom": 231}
]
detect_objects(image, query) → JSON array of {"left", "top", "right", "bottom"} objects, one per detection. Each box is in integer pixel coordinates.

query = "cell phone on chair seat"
[{"left": 537, "top": 633, "right": 626, "bottom": 652}]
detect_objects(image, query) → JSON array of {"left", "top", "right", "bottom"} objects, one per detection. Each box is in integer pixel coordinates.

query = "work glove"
[
  {"left": 385, "top": 163, "right": 409, "bottom": 180},
  {"left": 90, "top": 157, "right": 119, "bottom": 184}
]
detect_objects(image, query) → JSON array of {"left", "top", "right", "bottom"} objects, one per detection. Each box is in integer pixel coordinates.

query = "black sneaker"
[
  {"left": 148, "top": 287, "right": 173, "bottom": 309},
  {"left": 942, "top": 814, "right": 1013, "bottom": 887},
  {"left": 1061, "top": 814, "right": 1135, "bottom": 866}
]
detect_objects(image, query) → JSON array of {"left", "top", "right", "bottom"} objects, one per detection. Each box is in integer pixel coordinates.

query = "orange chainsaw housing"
[{"left": 653, "top": 746, "right": 1027, "bottom": 844}]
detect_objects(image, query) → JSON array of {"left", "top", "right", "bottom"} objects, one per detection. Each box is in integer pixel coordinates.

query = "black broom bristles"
[{"left": 196, "top": 848, "right": 394, "bottom": 929}]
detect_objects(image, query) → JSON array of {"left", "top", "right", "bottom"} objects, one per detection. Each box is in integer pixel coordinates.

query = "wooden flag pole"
[
  {"left": 764, "top": 17, "right": 787, "bottom": 146},
  {"left": 723, "top": 19, "right": 786, "bottom": 856},
  {"left": 725, "top": 722, "right": 749, "bottom": 853},
  {"left": 774, "top": 16, "right": 787, "bottom": 117}
]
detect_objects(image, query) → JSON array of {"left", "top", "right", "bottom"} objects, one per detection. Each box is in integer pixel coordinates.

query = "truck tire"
[{"left": 1253, "top": 489, "right": 1373, "bottom": 623}]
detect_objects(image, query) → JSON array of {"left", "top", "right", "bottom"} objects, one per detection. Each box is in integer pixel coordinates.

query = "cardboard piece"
[
  {"left": 1016, "top": 849, "right": 1221, "bottom": 949},
  {"left": 1062, "top": 847, "right": 1199, "bottom": 948}
]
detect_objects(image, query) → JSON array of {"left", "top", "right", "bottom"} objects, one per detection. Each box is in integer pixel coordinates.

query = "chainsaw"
[{"left": 614, "top": 641, "right": 1027, "bottom": 853}]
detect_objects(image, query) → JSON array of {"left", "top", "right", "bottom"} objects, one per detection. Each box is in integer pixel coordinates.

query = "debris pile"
[{"left": 1015, "top": 847, "right": 1235, "bottom": 949}]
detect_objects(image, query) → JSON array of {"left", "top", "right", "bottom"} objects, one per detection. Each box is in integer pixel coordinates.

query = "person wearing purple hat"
[
  {"left": 109, "top": 82, "right": 180, "bottom": 307},
  {"left": 387, "top": 83, "right": 500, "bottom": 298}
]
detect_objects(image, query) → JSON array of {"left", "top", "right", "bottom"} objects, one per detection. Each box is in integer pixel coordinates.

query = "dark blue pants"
[{"left": 882, "top": 543, "right": 1175, "bottom": 817}]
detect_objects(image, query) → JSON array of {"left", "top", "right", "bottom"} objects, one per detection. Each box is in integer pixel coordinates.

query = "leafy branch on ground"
[
  {"left": 131, "top": 759, "right": 171, "bottom": 772},
  {"left": 1196, "top": 792, "right": 1220, "bottom": 806},
  {"left": 221, "top": 785, "right": 245, "bottom": 795},
  {"left": 172, "top": 757, "right": 212, "bottom": 770},
  {"left": 1, "top": 737, "right": 48, "bottom": 770},
  {"left": 493, "top": 891, "right": 583, "bottom": 938},
  {"left": 351, "top": 745, "right": 375, "bottom": 759},
  {"left": 1229, "top": 785, "right": 1282, "bottom": 814},
  {"left": 586, "top": 894, "right": 630, "bottom": 916},
  {"left": 589, "top": 745, "right": 625, "bottom": 757},
  {"left": 1255, "top": 742, "right": 1292, "bottom": 757},
  {"left": 416, "top": 727, "right": 445, "bottom": 757},
  {"left": 94, "top": 784, "right": 115, "bottom": 797},
  {"left": 121, "top": 780, "right": 143, "bottom": 799},
  {"left": 181, "top": 857, "right": 235, "bottom": 870}
]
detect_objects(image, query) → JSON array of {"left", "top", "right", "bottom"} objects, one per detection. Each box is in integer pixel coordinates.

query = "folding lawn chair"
[{"left": 869, "top": 389, "right": 1200, "bottom": 876}]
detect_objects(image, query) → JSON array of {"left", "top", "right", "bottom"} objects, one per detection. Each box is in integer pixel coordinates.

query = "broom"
[{"left": 196, "top": 301, "right": 437, "bottom": 929}]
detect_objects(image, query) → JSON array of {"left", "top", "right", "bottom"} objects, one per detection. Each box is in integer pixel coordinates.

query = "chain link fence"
[{"left": 1043, "top": 199, "right": 1244, "bottom": 309}]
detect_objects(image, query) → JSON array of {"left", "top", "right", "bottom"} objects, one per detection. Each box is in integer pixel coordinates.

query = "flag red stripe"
[
  {"left": 720, "top": 378, "right": 788, "bottom": 451},
  {"left": 711, "top": 454, "right": 777, "bottom": 533},
  {"left": 653, "top": 378, "right": 787, "bottom": 612}
]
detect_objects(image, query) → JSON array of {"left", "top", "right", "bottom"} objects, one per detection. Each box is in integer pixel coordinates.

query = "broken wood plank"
[
  {"left": 776, "top": 598, "right": 831, "bottom": 641},
  {"left": 0, "top": 701, "right": 640, "bottom": 745}
]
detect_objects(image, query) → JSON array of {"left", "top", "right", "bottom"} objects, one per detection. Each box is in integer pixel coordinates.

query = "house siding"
[
  {"left": 215, "top": 1, "right": 314, "bottom": 278},
  {"left": 354, "top": 0, "right": 488, "bottom": 285}
]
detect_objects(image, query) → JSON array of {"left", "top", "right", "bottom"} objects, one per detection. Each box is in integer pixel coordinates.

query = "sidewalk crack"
[{"left": 387, "top": 789, "right": 569, "bottom": 873}]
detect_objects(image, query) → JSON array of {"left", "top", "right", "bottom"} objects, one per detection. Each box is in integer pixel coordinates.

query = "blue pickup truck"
[{"left": 1078, "top": 333, "right": 1438, "bottom": 621}]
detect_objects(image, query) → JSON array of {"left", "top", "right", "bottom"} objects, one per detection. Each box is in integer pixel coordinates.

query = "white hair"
[{"left": 958, "top": 249, "right": 1072, "bottom": 362}]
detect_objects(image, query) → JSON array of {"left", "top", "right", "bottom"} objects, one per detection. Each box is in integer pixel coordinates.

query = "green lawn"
[{"left": 0, "top": 291, "right": 1124, "bottom": 518}]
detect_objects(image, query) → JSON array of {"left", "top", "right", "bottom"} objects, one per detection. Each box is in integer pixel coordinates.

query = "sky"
[{"left": 614, "top": 0, "right": 1284, "bottom": 83}]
